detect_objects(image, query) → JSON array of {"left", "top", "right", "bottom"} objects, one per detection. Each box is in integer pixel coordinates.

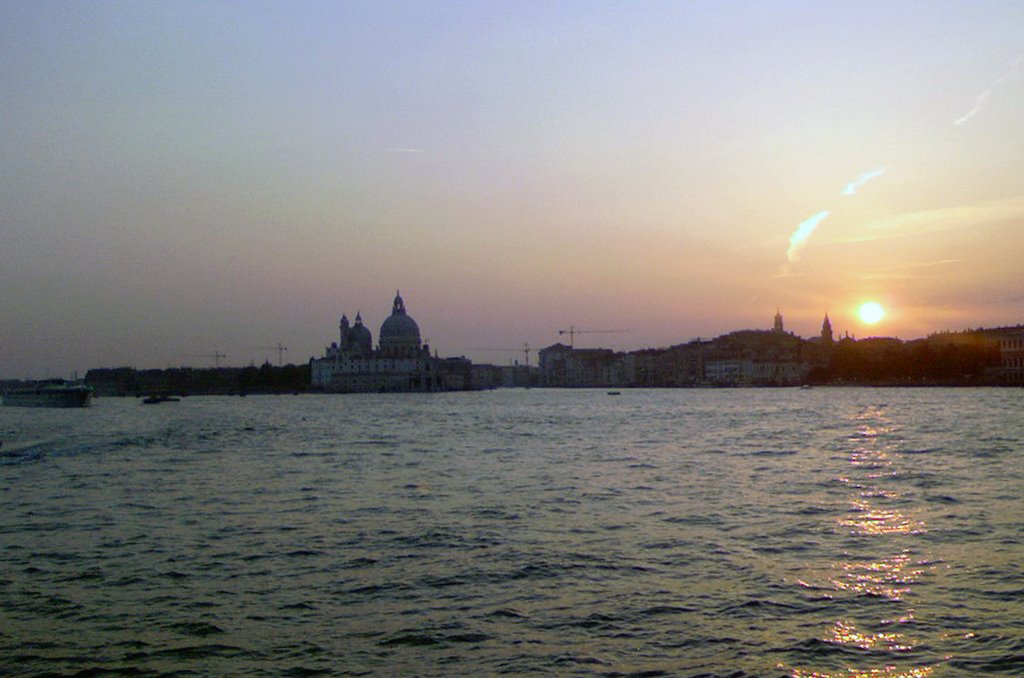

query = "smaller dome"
[
  {"left": 348, "top": 311, "right": 372, "bottom": 352},
  {"left": 350, "top": 321, "right": 372, "bottom": 345}
]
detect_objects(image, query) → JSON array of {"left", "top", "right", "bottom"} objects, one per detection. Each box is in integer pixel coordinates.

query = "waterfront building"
[
  {"left": 310, "top": 292, "right": 459, "bottom": 392},
  {"left": 537, "top": 344, "right": 626, "bottom": 387},
  {"left": 704, "top": 358, "right": 747, "bottom": 385},
  {"left": 1001, "top": 331, "right": 1024, "bottom": 384},
  {"left": 703, "top": 358, "right": 810, "bottom": 386},
  {"left": 624, "top": 342, "right": 707, "bottom": 387}
]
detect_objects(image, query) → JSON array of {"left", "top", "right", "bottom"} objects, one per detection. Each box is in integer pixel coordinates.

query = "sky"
[{"left": 2, "top": 0, "right": 1023, "bottom": 377}]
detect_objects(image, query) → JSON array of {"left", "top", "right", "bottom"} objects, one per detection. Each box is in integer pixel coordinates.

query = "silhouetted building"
[
  {"left": 310, "top": 291, "right": 464, "bottom": 392},
  {"left": 773, "top": 309, "right": 785, "bottom": 334},
  {"left": 703, "top": 358, "right": 810, "bottom": 386},
  {"left": 624, "top": 342, "right": 707, "bottom": 386},
  {"left": 1001, "top": 331, "right": 1024, "bottom": 384},
  {"left": 537, "top": 344, "right": 626, "bottom": 387},
  {"left": 532, "top": 313, "right": 1019, "bottom": 388}
]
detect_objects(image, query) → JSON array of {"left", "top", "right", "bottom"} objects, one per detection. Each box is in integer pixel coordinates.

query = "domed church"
[
  {"left": 379, "top": 292, "right": 424, "bottom": 359},
  {"left": 311, "top": 291, "right": 460, "bottom": 392}
]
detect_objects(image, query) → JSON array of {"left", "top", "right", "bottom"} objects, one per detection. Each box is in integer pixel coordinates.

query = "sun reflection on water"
[
  {"left": 830, "top": 552, "right": 923, "bottom": 600},
  {"left": 838, "top": 501, "right": 926, "bottom": 536},
  {"left": 787, "top": 664, "right": 935, "bottom": 678},
  {"left": 825, "top": 619, "right": 913, "bottom": 652},
  {"left": 784, "top": 406, "right": 943, "bottom": 678}
]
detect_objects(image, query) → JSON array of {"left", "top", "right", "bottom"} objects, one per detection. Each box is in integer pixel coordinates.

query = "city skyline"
[{"left": 3, "top": 2, "right": 1023, "bottom": 378}]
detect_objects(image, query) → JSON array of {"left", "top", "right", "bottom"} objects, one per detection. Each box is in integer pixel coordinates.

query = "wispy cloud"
[
  {"left": 782, "top": 53, "right": 1022, "bottom": 271},
  {"left": 785, "top": 167, "right": 886, "bottom": 266},
  {"left": 845, "top": 196, "right": 1024, "bottom": 243},
  {"left": 386, "top": 147, "right": 425, "bottom": 153},
  {"left": 954, "top": 53, "right": 1024, "bottom": 126},
  {"left": 842, "top": 167, "right": 887, "bottom": 195},
  {"left": 787, "top": 211, "right": 830, "bottom": 262}
]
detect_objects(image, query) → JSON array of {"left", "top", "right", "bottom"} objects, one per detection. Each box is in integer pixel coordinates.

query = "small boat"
[
  {"left": 142, "top": 395, "right": 180, "bottom": 404},
  {"left": 2, "top": 380, "right": 93, "bottom": 408},
  {"left": 606, "top": 390, "right": 622, "bottom": 395}
]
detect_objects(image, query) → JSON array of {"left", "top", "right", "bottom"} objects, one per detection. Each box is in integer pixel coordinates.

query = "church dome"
[
  {"left": 379, "top": 291, "right": 423, "bottom": 358},
  {"left": 350, "top": 323, "right": 372, "bottom": 342},
  {"left": 380, "top": 292, "right": 421, "bottom": 341},
  {"left": 380, "top": 314, "right": 420, "bottom": 339},
  {"left": 349, "top": 312, "right": 373, "bottom": 353}
]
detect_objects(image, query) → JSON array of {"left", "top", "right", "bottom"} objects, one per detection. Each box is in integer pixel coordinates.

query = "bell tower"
[{"left": 339, "top": 314, "right": 350, "bottom": 350}]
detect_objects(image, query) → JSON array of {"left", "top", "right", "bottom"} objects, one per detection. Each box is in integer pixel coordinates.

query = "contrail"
[
  {"left": 954, "top": 53, "right": 1024, "bottom": 126},
  {"left": 842, "top": 167, "right": 887, "bottom": 195},
  {"left": 787, "top": 210, "right": 830, "bottom": 262},
  {"left": 784, "top": 53, "right": 1021, "bottom": 268},
  {"left": 785, "top": 167, "right": 884, "bottom": 265}
]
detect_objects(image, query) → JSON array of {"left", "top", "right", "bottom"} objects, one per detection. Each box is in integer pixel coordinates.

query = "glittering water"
[{"left": 1, "top": 388, "right": 1022, "bottom": 677}]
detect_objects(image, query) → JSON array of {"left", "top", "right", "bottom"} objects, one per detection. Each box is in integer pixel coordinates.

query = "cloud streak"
[
  {"left": 954, "top": 53, "right": 1023, "bottom": 126},
  {"left": 843, "top": 195, "right": 1024, "bottom": 243},
  {"left": 842, "top": 167, "right": 887, "bottom": 195},
  {"left": 785, "top": 166, "right": 887, "bottom": 266},
  {"left": 786, "top": 52, "right": 1023, "bottom": 268},
  {"left": 787, "top": 211, "right": 830, "bottom": 262}
]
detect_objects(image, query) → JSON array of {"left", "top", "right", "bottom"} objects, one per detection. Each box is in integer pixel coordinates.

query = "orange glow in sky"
[{"left": 2, "top": 3, "right": 1023, "bottom": 376}]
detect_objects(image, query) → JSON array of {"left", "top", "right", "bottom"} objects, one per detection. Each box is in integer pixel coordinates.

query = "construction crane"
[
  {"left": 470, "top": 343, "right": 533, "bottom": 366},
  {"left": 185, "top": 351, "right": 227, "bottom": 368},
  {"left": 557, "top": 326, "right": 629, "bottom": 349},
  {"left": 242, "top": 346, "right": 284, "bottom": 366}
]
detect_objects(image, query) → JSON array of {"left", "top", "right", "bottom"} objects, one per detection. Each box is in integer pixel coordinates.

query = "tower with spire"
[
  {"left": 338, "top": 314, "right": 350, "bottom": 351},
  {"left": 821, "top": 313, "right": 834, "bottom": 346},
  {"left": 773, "top": 309, "right": 785, "bottom": 334}
]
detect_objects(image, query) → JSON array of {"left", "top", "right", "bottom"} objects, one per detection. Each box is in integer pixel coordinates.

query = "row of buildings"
[
  {"left": 537, "top": 318, "right": 1024, "bottom": 387},
  {"left": 309, "top": 292, "right": 1024, "bottom": 391},
  {"left": 537, "top": 311, "right": 831, "bottom": 388}
]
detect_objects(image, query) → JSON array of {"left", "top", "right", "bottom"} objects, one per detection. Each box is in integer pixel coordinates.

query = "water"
[{"left": 1, "top": 388, "right": 1022, "bottom": 677}]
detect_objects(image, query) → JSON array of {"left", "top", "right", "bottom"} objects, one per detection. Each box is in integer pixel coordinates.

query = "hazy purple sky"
[{"left": 2, "top": 1, "right": 1023, "bottom": 377}]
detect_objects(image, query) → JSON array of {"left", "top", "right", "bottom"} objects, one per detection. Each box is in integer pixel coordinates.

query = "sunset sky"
[{"left": 2, "top": 1, "right": 1023, "bottom": 377}]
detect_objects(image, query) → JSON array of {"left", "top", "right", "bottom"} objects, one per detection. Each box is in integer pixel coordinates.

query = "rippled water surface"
[{"left": 2, "top": 388, "right": 1022, "bottom": 676}]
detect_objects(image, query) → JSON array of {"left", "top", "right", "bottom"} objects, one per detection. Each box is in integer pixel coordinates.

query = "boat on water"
[
  {"left": 2, "top": 380, "right": 94, "bottom": 408},
  {"left": 142, "top": 394, "right": 180, "bottom": 404}
]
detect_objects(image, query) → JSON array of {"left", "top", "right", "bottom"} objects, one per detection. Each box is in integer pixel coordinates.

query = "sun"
[{"left": 858, "top": 301, "right": 885, "bottom": 324}]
